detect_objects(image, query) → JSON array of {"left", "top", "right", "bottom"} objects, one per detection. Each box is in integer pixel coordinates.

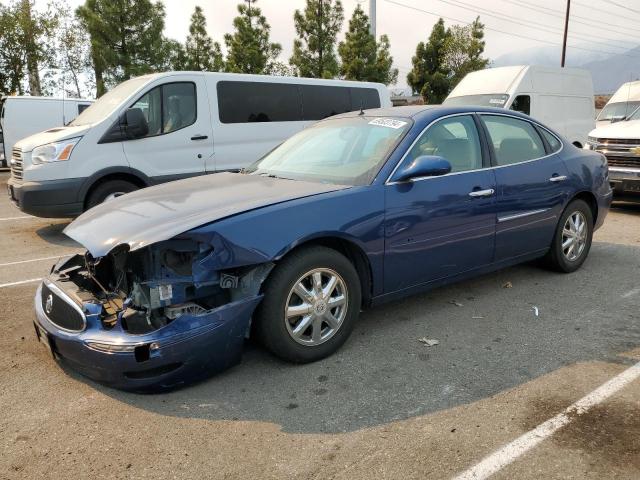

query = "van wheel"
[{"left": 86, "top": 180, "right": 138, "bottom": 210}]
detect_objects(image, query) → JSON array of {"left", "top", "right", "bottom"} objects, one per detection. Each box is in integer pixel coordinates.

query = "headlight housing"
[{"left": 32, "top": 137, "right": 81, "bottom": 164}]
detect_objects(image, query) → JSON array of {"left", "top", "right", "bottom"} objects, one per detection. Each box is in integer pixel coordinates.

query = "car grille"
[
  {"left": 41, "top": 283, "right": 86, "bottom": 332},
  {"left": 606, "top": 155, "right": 640, "bottom": 169},
  {"left": 594, "top": 137, "right": 640, "bottom": 146},
  {"left": 10, "top": 148, "right": 23, "bottom": 180}
]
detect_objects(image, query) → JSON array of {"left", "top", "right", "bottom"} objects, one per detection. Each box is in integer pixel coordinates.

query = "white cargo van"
[
  {"left": 443, "top": 65, "right": 595, "bottom": 147},
  {"left": 0, "top": 96, "right": 93, "bottom": 168},
  {"left": 596, "top": 81, "right": 640, "bottom": 128},
  {"left": 7, "top": 72, "right": 390, "bottom": 217}
]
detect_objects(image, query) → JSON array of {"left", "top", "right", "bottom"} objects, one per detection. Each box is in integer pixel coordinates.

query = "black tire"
[
  {"left": 545, "top": 199, "right": 593, "bottom": 273},
  {"left": 254, "top": 246, "right": 362, "bottom": 363},
  {"left": 86, "top": 179, "right": 138, "bottom": 210}
]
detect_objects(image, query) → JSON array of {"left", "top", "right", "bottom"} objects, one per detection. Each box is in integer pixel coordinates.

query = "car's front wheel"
[
  {"left": 546, "top": 199, "right": 593, "bottom": 273},
  {"left": 254, "top": 246, "right": 361, "bottom": 363}
]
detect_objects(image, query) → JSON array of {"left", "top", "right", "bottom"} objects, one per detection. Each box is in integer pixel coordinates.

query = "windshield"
[
  {"left": 597, "top": 101, "right": 640, "bottom": 122},
  {"left": 627, "top": 106, "right": 640, "bottom": 121},
  {"left": 69, "top": 76, "right": 151, "bottom": 126},
  {"left": 443, "top": 94, "right": 509, "bottom": 108},
  {"left": 245, "top": 116, "right": 412, "bottom": 186}
]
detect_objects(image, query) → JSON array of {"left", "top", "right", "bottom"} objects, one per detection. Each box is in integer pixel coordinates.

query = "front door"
[
  {"left": 122, "top": 76, "right": 213, "bottom": 183},
  {"left": 384, "top": 114, "right": 497, "bottom": 293},
  {"left": 479, "top": 114, "right": 570, "bottom": 261}
]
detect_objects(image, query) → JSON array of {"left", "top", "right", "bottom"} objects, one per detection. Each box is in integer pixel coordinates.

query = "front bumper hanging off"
[{"left": 33, "top": 282, "right": 262, "bottom": 391}]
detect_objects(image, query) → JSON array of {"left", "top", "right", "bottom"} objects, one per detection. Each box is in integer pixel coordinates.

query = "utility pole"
[
  {"left": 369, "top": 0, "right": 376, "bottom": 38},
  {"left": 561, "top": 0, "right": 570, "bottom": 67}
]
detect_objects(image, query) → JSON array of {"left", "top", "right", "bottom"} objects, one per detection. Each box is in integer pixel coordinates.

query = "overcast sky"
[{"left": 24, "top": 0, "right": 640, "bottom": 91}]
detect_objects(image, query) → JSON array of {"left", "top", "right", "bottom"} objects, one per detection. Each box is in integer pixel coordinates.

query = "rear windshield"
[{"left": 444, "top": 94, "right": 509, "bottom": 108}]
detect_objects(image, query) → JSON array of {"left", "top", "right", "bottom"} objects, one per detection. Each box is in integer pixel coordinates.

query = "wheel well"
[
  {"left": 83, "top": 173, "right": 147, "bottom": 210},
  {"left": 284, "top": 237, "right": 373, "bottom": 308},
  {"left": 572, "top": 141, "right": 583, "bottom": 148},
  {"left": 572, "top": 191, "right": 598, "bottom": 223}
]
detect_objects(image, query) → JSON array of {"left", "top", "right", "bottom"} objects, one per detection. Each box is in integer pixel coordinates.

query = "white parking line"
[
  {"left": 0, "top": 216, "right": 33, "bottom": 221},
  {"left": 0, "top": 254, "right": 75, "bottom": 268},
  {"left": 453, "top": 360, "right": 640, "bottom": 480},
  {"left": 621, "top": 287, "right": 640, "bottom": 299},
  {"left": 0, "top": 278, "right": 41, "bottom": 288}
]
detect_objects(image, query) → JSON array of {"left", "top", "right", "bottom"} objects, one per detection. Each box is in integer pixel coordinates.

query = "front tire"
[
  {"left": 86, "top": 179, "right": 138, "bottom": 210},
  {"left": 545, "top": 199, "right": 593, "bottom": 273},
  {"left": 254, "top": 246, "right": 361, "bottom": 363}
]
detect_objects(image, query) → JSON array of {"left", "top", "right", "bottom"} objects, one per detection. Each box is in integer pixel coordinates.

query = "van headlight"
[{"left": 32, "top": 137, "right": 81, "bottom": 164}]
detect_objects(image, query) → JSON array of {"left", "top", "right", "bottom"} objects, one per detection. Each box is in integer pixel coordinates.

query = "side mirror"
[
  {"left": 122, "top": 108, "right": 149, "bottom": 139},
  {"left": 393, "top": 155, "right": 452, "bottom": 182}
]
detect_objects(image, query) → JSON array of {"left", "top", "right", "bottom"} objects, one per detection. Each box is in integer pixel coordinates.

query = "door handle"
[
  {"left": 191, "top": 135, "right": 208, "bottom": 141},
  {"left": 549, "top": 175, "right": 567, "bottom": 182},
  {"left": 468, "top": 188, "right": 495, "bottom": 198}
]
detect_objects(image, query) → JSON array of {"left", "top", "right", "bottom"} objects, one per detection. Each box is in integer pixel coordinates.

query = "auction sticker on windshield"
[{"left": 368, "top": 118, "right": 408, "bottom": 129}]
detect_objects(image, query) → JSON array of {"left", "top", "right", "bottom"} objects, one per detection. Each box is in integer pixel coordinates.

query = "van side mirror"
[
  {"left": 122, "top": 108, "right": 149, "bottom": 139},
  {"left": 393, "top": 155, "right": 452, "bottom": 182}
]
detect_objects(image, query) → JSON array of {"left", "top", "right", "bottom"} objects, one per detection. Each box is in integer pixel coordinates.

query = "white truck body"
[{"left": 595, "top": 81, "right": 640, "bottom": 128}]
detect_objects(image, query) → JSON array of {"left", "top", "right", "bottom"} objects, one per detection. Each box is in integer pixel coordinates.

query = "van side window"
[
  {"left": 77, "top": 104, "right": 90, "bottom": 114},
  {"left": 510, "top": 95, "right": 530, "bottom": 115},
  {"left": 131, "top": 82, "right": 196, "bottom": 137},
  {"left": 540, "top": 128, "right": 562, "bottom": 153},
  {"left": 482, "top": 115, "right": 545, "bottom": 166},
  {"left": 217, "top": 81, "right": 381, "bottom": 124},
  {"left": 405, "top": 115, "right": 483, "bottom": 173}
]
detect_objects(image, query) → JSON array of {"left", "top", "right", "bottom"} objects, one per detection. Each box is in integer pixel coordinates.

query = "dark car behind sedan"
[{"left": 33, "top": 106, "right": 612, "bottom": 391}]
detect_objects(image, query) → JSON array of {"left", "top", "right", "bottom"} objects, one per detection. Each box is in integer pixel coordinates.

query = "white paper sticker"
[
  {"left": 158, "top": 284, "right": 173, "bottom": 301},
  {"left": 489, "top": 98, "right": 506, "bottom": 105},
  {"left": 368, "top": 118, "right": 408, "bottom": 129}
]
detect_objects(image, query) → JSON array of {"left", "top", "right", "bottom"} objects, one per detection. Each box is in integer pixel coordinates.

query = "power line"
[
  {"left": 500, "top": 0, "right": 640, "bottom": 37},
  {"left": 436, "top": 0, "right": 635, "bottom": 53},
  {"left": 601, "top": 0, "right": 640, "bottom": 16},
  {"left": 382, "top": 0, "right": 640, "bottom": 59}
]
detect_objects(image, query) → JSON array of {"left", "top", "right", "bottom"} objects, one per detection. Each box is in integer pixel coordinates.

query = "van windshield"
[
  {"left": 597, "top": 101, "right": 640, "bottom": 122},
  {"left": 627, "top": 106, "right": 640, "bottom": 121},
  {"left": 245, "top": 116, "right": 412, "bottom": 186},
  {"left": 69, "top": 76, "right": 151, "bottom": 126},
  {"left": 443, "top": 94, "right": 509, "bottom": 108}
]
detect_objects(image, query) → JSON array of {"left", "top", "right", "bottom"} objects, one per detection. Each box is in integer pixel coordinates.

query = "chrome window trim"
[
  {"left": 43, "top": 279, "right": 87, "bottom": 333},
  {"left": 385, "top": 111, "right": 565, "bottom": 186},
  {"left": 497, "top": 208, "right": 550, "bottom": 223}
]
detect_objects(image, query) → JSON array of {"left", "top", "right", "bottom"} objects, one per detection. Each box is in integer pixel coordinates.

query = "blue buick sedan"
[{"left": 34, "top": 106, "right": 612, "bottom": 391}]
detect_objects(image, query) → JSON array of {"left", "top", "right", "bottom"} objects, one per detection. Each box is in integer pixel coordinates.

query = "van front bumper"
[
  {"left": 7, "top": 176, "right": 85, "bottom": 217},
  {"left": 33, "top": 282, "right": 262, "bottom": 392}
]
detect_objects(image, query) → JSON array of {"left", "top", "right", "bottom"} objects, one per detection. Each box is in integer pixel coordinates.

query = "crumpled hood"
[
  {"left": 589, "top": 119, "right": 640, "bottom": 139},
  {"left": 65, "top": 172, "right": 349, "bottom": 257},
  {"left": 14, "top": 124, "right": 91, "bottom": 152}
]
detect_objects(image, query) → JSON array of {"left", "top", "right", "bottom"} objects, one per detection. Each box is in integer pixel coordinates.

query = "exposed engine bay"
[{"left": 53, "top": 240, "right": 273, "bottom": 334}]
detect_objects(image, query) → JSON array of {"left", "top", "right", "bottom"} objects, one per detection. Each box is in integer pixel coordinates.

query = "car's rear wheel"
[
  {"left": 546, "top": 199, "right": 593, "bottom": 273},
  {"left": 86, "top": 179, "right": 138, "bottom": 210},
  {"left": 254, "top": 246, "right": 361, "bottom": 363}
]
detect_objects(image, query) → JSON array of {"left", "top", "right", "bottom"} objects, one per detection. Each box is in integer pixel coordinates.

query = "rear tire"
[
  {"left": 254, "top": 246, "right": 361, "bottom": 363},
  {"left": 86, "top": 179, "right": 138, "bottom": 210},
  {"left": 545, "top": 199, "right": 593, "bottom": 273}
]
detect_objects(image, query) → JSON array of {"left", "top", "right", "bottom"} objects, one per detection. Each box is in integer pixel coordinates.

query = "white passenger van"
[
  {"left": 596, "top": 81, "right": 640, "bottom": 128},
  {"left": 0, "top": 96, "right": 92, "bottom": 168},
  {"left": 443, "top": 65, "right": 595, "bottom": 147},
  {"left": 7, "top": 72, "right": 390, "bottom": 217}
]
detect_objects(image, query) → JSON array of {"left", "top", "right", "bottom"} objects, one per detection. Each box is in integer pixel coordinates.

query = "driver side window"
[
  {"left": 405, "top": 115, "right": 483, "bottom": 173},
  {"left": 130, "top": 82, "right": 196, "bottom": 138}
]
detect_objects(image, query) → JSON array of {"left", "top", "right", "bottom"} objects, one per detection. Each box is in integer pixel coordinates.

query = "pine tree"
[
  {"left": 444, "top": 16, "right": 489, "bottom": 89},
  {"left": 184, "top": 6, "right": 224, "bottom": 72},
  {"left": 224, "top": 0, "right": 281, "bottom": 75},
  {"left": 338, "top": 6, "right": 397, "bottom": 85},
  {"left": 0, "top": 4, "right": 25, "bottom": 95},
  {"left": 76, "top": 0, "right": 167, "bottom": 96},
  {"left": 407, "top": 18, "right": 451, "bottom": 103},
  {"left": 290, "top": 0, "right": 343, "bottom": 79}
]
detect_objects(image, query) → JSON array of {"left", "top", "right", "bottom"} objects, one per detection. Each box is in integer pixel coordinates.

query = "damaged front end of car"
[{"left": 34, "top": 237, "right": 273, "bottom": 391}]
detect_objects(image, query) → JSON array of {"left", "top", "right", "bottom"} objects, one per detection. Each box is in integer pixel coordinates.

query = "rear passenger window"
[
  {"left": 217, "top": 81, "right": 302, "bottom": 123},
  {"left": 540, "top": 128, "right": 562, "bottom": 153},
  {"left": 482, "top": 115, "right": 545, "bottom": 166},
  {"left": 405, "top": 115, "right": 483, "bottom": 173}
]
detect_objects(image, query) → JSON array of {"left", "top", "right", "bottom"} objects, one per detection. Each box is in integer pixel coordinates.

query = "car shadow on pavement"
[
  {"left": 87, "top": 243, "right": 640, "bottom": 434},
  {"left": 611, "top": 201, "right": 640, "bottom": 216},
  {"left": 35, "top": 222, "right": 77, "bottom": 247}
]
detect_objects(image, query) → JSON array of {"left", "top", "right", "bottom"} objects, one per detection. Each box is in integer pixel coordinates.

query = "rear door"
[
  {"left": 479, "top": 114, "right": 569, "bottom": 261},
  {"left": 384, "top": 114, "right": 497, "bottom": 293},
  {"left": 122, "top": 75, "right": 213, "bottom": 182}
]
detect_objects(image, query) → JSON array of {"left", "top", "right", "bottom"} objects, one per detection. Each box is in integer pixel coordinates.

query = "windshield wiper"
[{"left": 259, "top": 172, "right": 294, "bottom": 181}]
